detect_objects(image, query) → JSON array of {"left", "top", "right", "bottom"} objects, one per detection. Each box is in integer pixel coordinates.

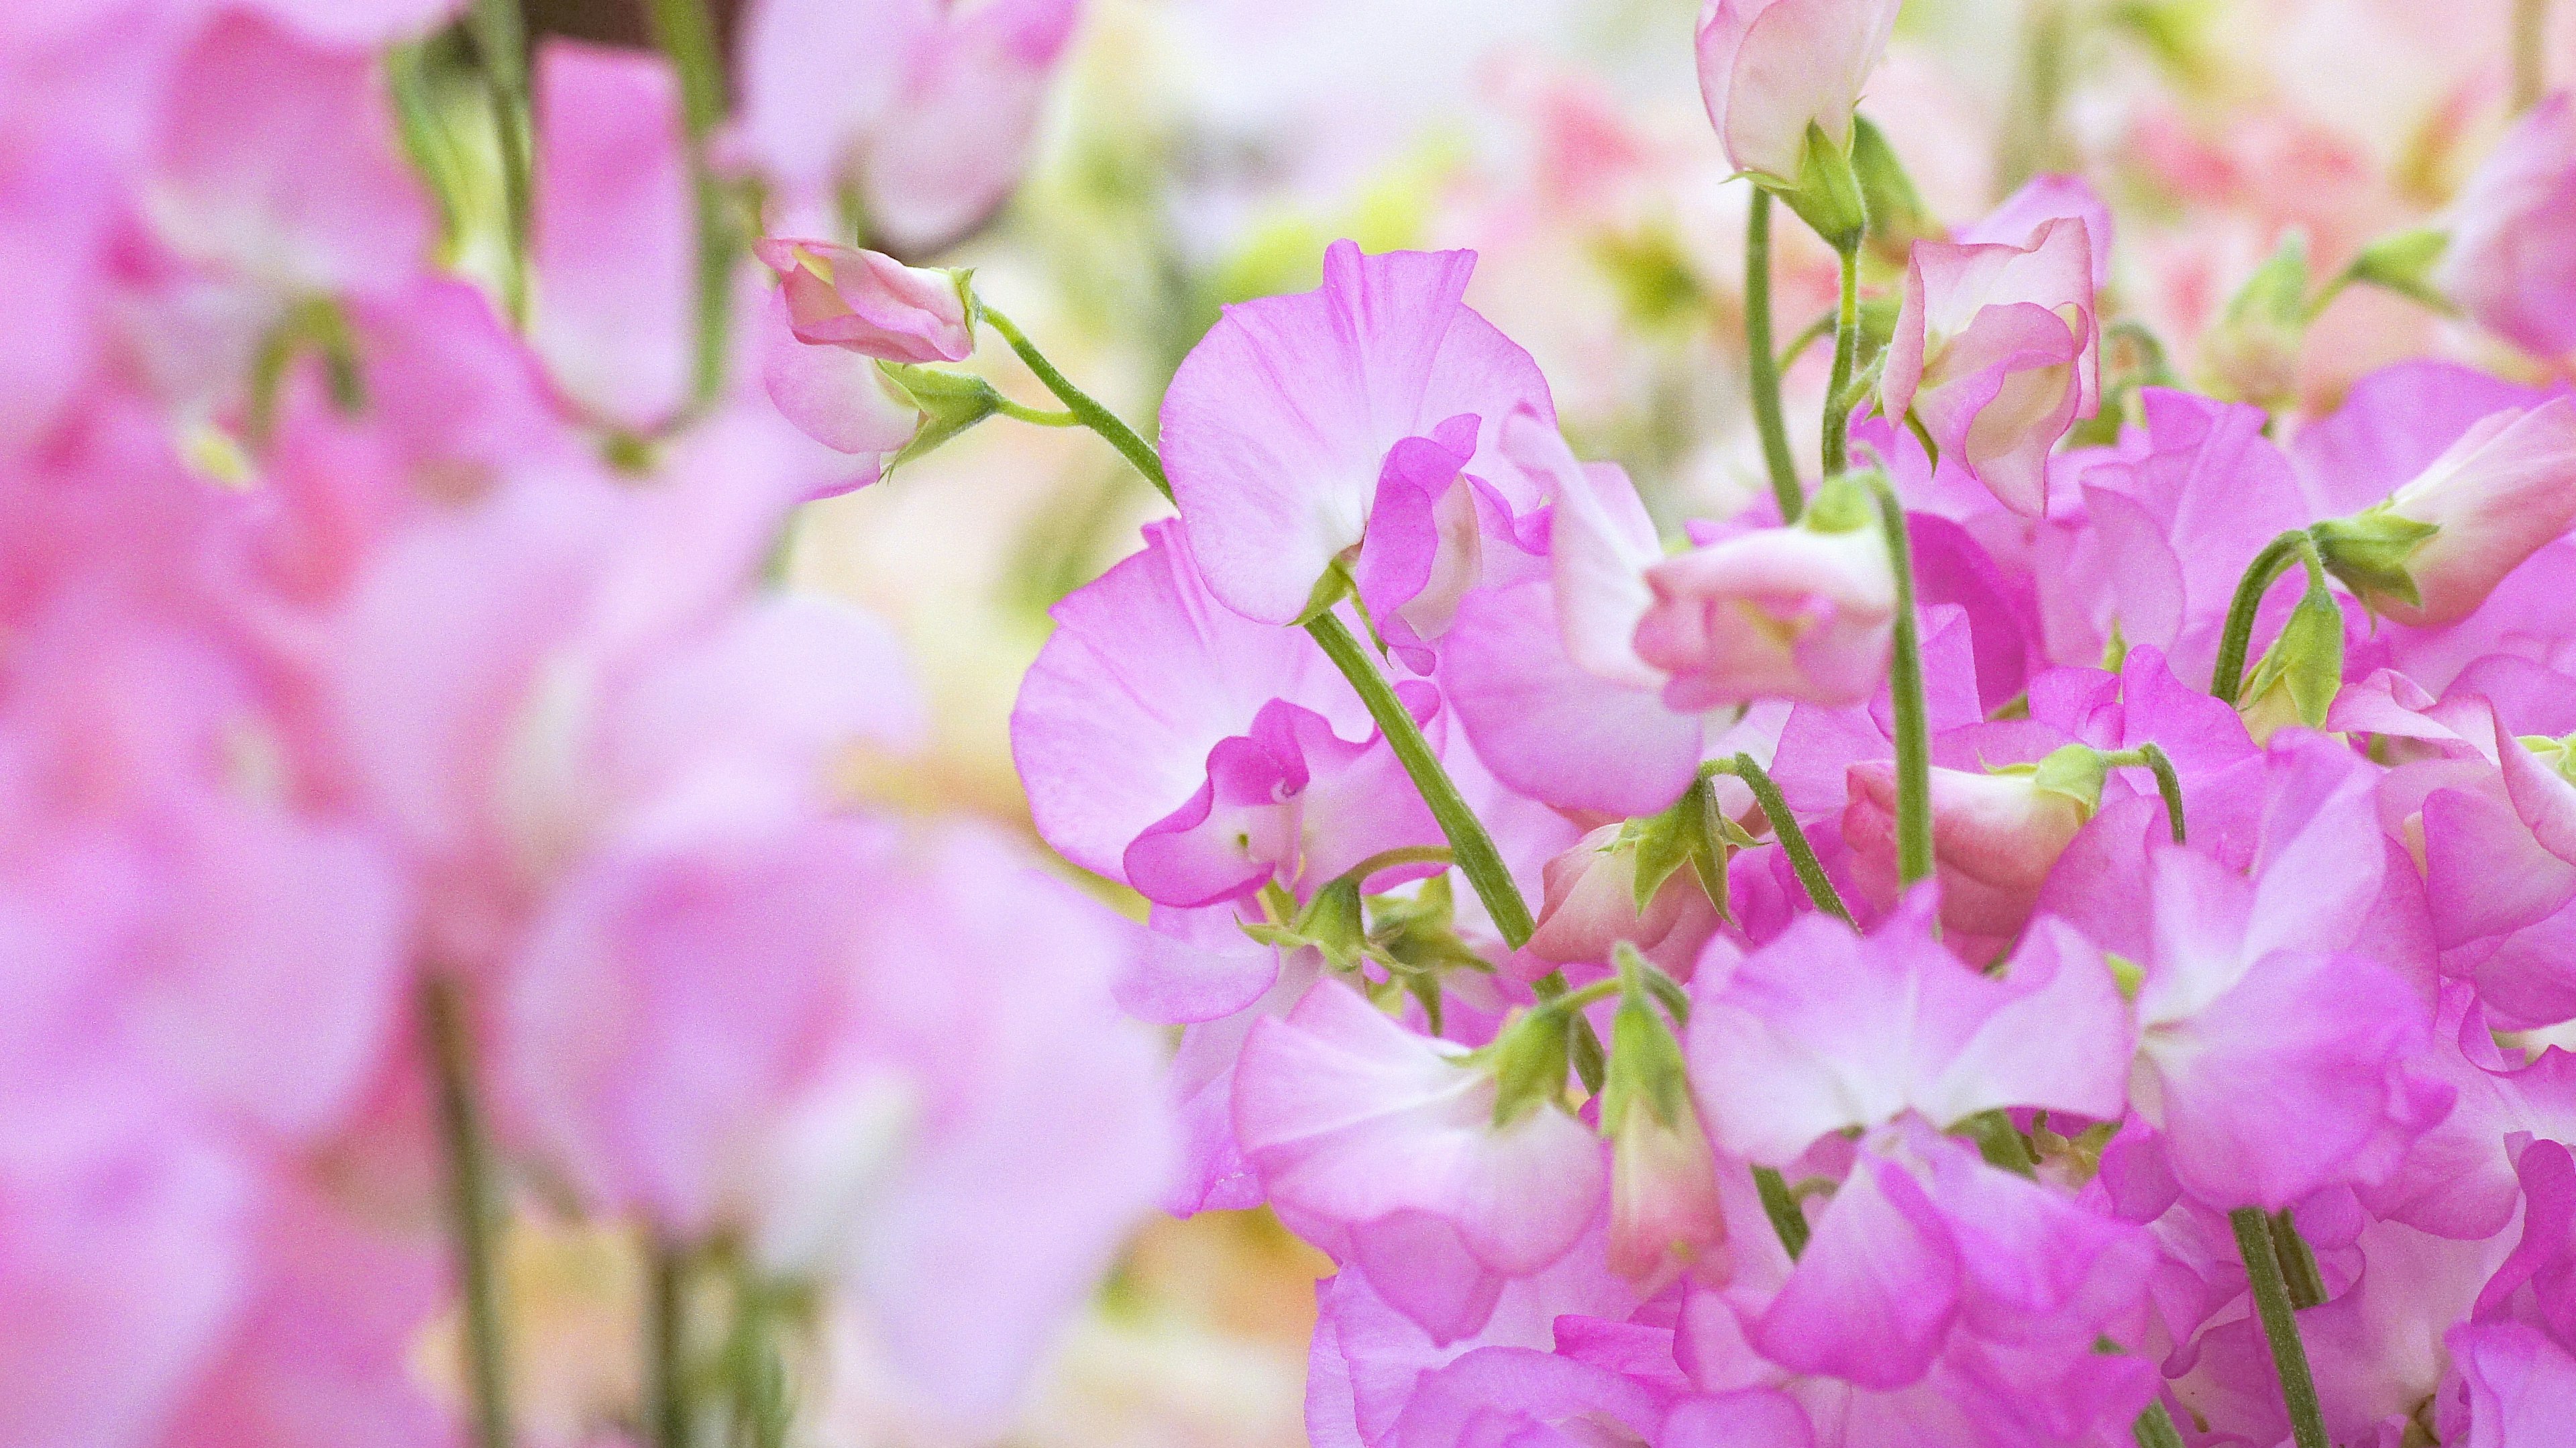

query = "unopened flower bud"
[
  {"left": 1634, "top": 504, "right": 1897, "bottom": 709},
  {"left": 2437, "top": 93, "right": 2576, "bottom": 360},
  {"left": 1601, "top": 990, "right": 1722, "bottom": 1281},
  {"left": 753, "top": 238, "right": 974, "bottom": 364},
  {"left": 1843, "top": 756, "right": 2093, "bottom": 940},
  {"left": 1697, "top": 0, "right": 1902, "bottom": 241},
  {"left": 1529, "top": 823, "right": 1722, "bottom": 973},
  {"left": 2239, "top": 576, "right": 2347, "bottom": 741}
]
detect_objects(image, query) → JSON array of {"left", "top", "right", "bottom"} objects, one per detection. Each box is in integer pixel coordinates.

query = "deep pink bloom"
[
  {"left": 752, "top": 237, "right": 972, "bottom": 364},
  {"left": 1159, "top": 240, "right": 1554, "bottom": 628},
  {"left": 2440, "top": 93, "right": 2576, "bottom": 360},
  {"left": 1883, "top": 216, "right": 2099, "bottom": 517},
  {"left": 1695, "top": 0, "right": 1902, "bottom": 184}
]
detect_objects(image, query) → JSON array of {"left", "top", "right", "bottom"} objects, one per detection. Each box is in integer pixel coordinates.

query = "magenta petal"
[{"left": 1752, "top": 1146, "right": 1961, "bottom": 1388}]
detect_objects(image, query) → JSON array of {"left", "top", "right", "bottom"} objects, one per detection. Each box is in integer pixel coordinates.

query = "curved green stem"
[
  {"left": 1746, "top": 191, "right": 1805, "bottom": 523},
  {"left": 994, "top": 399, "right": 1082, "bottom": 427},
  {"left": 1866, "top": 475, "right": 1934, "bottom": 885},
  {"left": 1754, "top": 1166, "right": 1811, "bottom": 1259},
  {"left": 2231, "top": 1206, "right": 2330, "bottom": 1448},
  {"left": 2210, "top": 530, "right": 2317, "bottom": 704},
  {"left": 977, "top": 303, "right": 1173, "bottom": 502},
  {"left": 1709, "top": 754, "right": 1853, "bottom": 925},
  {"left": 468, "top": 0, "right": 533, "bottom": 329},
  {"left": 646, "top": 0, "right": 735, "bottom": 409},
  {"left": 426, "top": 977, "right": 514, "bottom": 1448},
  {"left": 1820, "top": 242, "right": 1863, "bottom": 478},
  {"left": 1307, "top": 612, "right": 1536, "bottom": 948},
  {"left": 2101, "top": 743, "right": 2187, "bottom": 844}
]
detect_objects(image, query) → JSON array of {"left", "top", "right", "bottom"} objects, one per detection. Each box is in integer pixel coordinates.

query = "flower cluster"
[
  {"left": 0, "top": 3, "right": 1171, "bottom": 1447},
  {"left": 995, "top": 5, "right": 2576, "bottom": 1447}
]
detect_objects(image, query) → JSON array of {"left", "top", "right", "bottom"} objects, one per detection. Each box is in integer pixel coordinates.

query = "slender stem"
[
  {"left": 645, "top": 0, "right": 735, "bottom": 409},
  {"left": 1746, "top": 190, "right": 1805, "bottom": 523},
  {"left": 1866, "top": 476, "right": 1934, "bottom": 885},
  {"left": 388, "top": 43, "right": 467, "bottom": 254},
  {"left": 1340, "top": 844, "right": 1456, "bottom": 882},
  {"left": 1754, "top": 1166, "right": 1811, "bottom": 1259},
  {"left": 1307, "top": 611, "right": 1536, "bottom": 948},
  {"left": 977, "top": 303, "right": 1173, "bottom": 502},
  {"left": 1546, "top": 977, "right": 1625, "bottom": 1015},
  {"left": 425, "top": 977, "right": 513, "bottom": 1448},
  {"left": 1710, "top": 754, "right": 1854, "bottom": 925},
  {"left": 2270, "top": 1209, "right": 2328, "bottom": 1311},
  {"left": 2230, "top": 1206, "right": 2330, "bottom": 1448},
  {"left": 649, "top": 1241, "right": 688, "bottom": 1448},
  {"left": 1777, "top": 309, "right": 1838, "bottom": 374},
  {"left": 2210, "top": 530, "right": 2315, "bottom": 704},
  {"left": 2102, "top": 743, "right": 2187, "bottom": 843},
  {"left": 2514, "top": 0, "right": 2555, "bottom": 113},
  {"left": 2132, "top": 1401, "right": 2188, "bottom": 1448},
  {"left": 1821, "top": 243, "right": 1863, "bottom": 478},
  {"left": 467, "top": 0, "right": 532, "bottom": 329},
  {"left": 994, "top": 399, "right": 1082, "bottom": 426}
]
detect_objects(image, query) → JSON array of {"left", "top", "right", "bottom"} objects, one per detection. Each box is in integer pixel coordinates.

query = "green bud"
[
  {"left": 1487, "top": 1006, "right": 1574, "bottom": 1127},
  {"left": 2312, "top": 506, "right": 2441, "bottom": 612},
  {"left": 2028, "top": 743, "right": 2112, "bottom": 814},
  {"left": 1599, "top": 988, "right": 1693, "bottom": 1135},
  {"left": 2197, "top": 231, "right": 2312, "bottom": 408},
  {"left": 1622, "top": 777, "right": 1737, "bottom": 919},
  {"left": 877, "top": 364, "right": 1004, "bottom": 474},
  {"left": 1769, "top": 121, "right": 1868, "bottom": 255},
  {"left": 1851, "top": 115, "right": 1941, "bottom": 261},
  {"left": 2343, "top": 227, "right": 2453, "bottom": 312},
  {"left": 1803, "top": 470, "right": 1880, "bottom": 533},
  {"left": 2241, "top": 576, "right": 2347, "bottom": 732},
  {"left": 1295, "top": 876, "right": 1369, "bottom": 972}
]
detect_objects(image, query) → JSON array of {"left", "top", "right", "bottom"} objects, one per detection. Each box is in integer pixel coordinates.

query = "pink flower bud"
[
  {"left": 752, "top": 237, "right": 974, "bottom": 363},
  {"left": 1695, "top": 0, "right": 1902, "bottom": 184},
  {"left": 1527, "top": 824, "right": 1722, "bottom": 974},
  {"left": 2440, "top": 93, "right": 2576, "bottom": 360},
  {"left": 1632, "top": 522, "right": 1895, "bottom": 709},
  {"left": 2322, "top": 398, "right": 2576, "bottom": 627},
  {"left": 1605, "top": 1084, "right": 1724, "bottom": 1282},
  {"left": 1881, "top": 216, "right": 2099, "bottom": 516},
  {"left": 1843, "top": 762, "right": 2090, "bottom": 941}
]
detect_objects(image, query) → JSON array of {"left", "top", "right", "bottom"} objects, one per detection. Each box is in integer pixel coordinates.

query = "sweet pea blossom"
[
  {"left": 1159, "top": 240, "right": 1554, "bottom": 633},
  {"left": 1694, "top": 0, "right": 1903, "bottom": 185},
  {"left": 1882, "top": 215, "right": 2100, "bottom": 517},
  {"left": 2439, "top": 93, "right": 2576, "bottom": 361},
  {"left": 752, "top": 238, "right": 973, "bottom": 363},
  {"left": 1633, "top": 512, "right": 1898, "bottom": 711},
  {"left": 1842, "top": 760, "right": 2092, "bottom": 943},
  {"left": 2315, "top": 397, "right": 2576, "bottom": 627}
]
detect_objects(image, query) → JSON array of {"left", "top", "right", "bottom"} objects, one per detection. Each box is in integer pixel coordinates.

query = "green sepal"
[
  {"left": 1291, "top": 556, "right": 1358, "bottom": 627},
  {"left": 248, "top": 295, "right": 366, "bottom": 443},
  {"left": 1487, "top": 1006, "right": 1574, "bottom": 1127},
  {"left": 2241, "top": 577, "right": 2347, "bottom": 729},
  {"left": 2196, "top": 231, "right": 2311, "bottom": 407},
  {"left": 1851, "top": 115, "right": 1940, "bottom": 260},
  {"left": 2312, "top": 507, "right": 2440, "bottom": 610},
  {"left": 1623, "top": 776, "right": 1735, "bottom": 919},
  {"left": 1802, "top": 470, "right": 1878, "bottom": 533},
  {"left": 2029, "top": 742, "right": 2111, "bottom": 814},
  {"left": 2104, "top": 951, "right": 2143, "bottom": 1002},
  {"left": 2344, "top": 227, "right": 2453, "bottom": 312},
  {"left": 1368, "top": 874, "right": 1493, "bottom": 980},
  {"left": 877, "top": 363, "right": 1004, "bottom": 474},
  {"left": 1294, "top": 876, "right": 1369, "bottom": 971},
  {"left": 1599, "top": 975, "right": 1694, "bottom": 1137},
  {"left": 1766, "top": 121, "right": 1868, "bottom": 256}
]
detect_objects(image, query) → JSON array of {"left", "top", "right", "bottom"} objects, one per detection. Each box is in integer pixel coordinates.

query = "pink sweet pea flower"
[
  {"left": 755, "top": 287, "right": 925, "bottom": 466},
  {"left": 2438, "top": 1139, "right": 2576, "bottom": 1446},
  {"left": 529, "top": 42, "right": 696, "bottom": 432},
  {"left": 1159, "top": 240, "right": 1554, "bottom": 629},
  {"left": 1686, "top": 887, "right": 2131, "bottom": 1166},
  {"left": 2320, "top": 398, "right": 2576, "bottom": 627},
  {"left": 1955, "top": 174, "right": 2115, "bottom": 291},
  {"left": 752, "top": 238, "right": 972, "bottom": 364},
  {"left": 735, "top": 0, "right": 1083, "bottom": 253},
  {"left": 1882, "top": 216, "right": 2100, "bottom": 517},
  {"left": 1843, "top": 761, "right": 2092, "bottom": 943},
  {"left": 1694, "top": 0, "right": 1903, "bottom": 185},
  {"left": 1527, "top": 823, "right": 1723, "bottom": 975},
  {"left": 1233, "top": 981, "right": 1607, "bottom": 1324},
  {"left": 1633, "top": 517, "right": 1898, "bottom": 711},
  {"left": 2439, "top": 93, "right": 2576, "bottom": 361}
]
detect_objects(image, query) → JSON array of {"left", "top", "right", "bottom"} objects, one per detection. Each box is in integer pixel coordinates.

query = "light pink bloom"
[
  {"left": 1633, "top": 520, "right": 1898, "bottom": 711},
  {"left": 2440, "top": 93, "right": 2576, "bottom": 360},
  {"left": 1883, "top": 216, "right": 2100, "bottom": 517},
  {"left": 1694, "top": 0, "right": 1903, "bottom": 184},
  {"left": 753, "top": 238, "right": 971, "bottom": 363},
  {"left": 530, "top": 41, "right": 695, "bottom": 431},
  {"left": 1686, "top": 887, "right": 2130, "bottom": 1166},
  {"left": 1159, "top": 240, "right": 1554, "bottom": 628},
  {"left": 1955, "top": 174, "right": 2114, "bottom": 291},
  {"left": 1527, "top": 823, "right": 1723, "bottom": 975},
  {"left": 1234, "top": 981, "right": 1606, "bottom": 1295},
  {"left": 2336, "top": 398, "right": 2576, "bottom": 627},
  {"left": 1843, "top": 762, "right": 2090, "bottom": 942},
  {"left": 756, "top": 287, "right": 924, "bottom": 466},
  {"left": 735, "top": 0, "right": 1084, "bottom": 253}
]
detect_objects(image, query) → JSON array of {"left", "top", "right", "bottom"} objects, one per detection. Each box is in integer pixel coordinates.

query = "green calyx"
[
  {"left": 1764, "top": 121, "right": 1868, "bottom": 256},
  {"left": 1243, "top": 871, "right": 1490, "bottom": 1034},
  {"left": 877, "top": 363, "right": 1005, "bottom": 475},
  {"left": 2341, "top": 227, "right": 2453, "bottom": 313},
  {"left": 1850, "top": 115, "right": 1939, "bottom": 262},
  {"left": 2311, "top": 507, "right": 2441, "bottom": 611},
  {"left": 2027, "top": 742, "right": 2114, "bottom": 815},
  {"left": 2241, "top": 572, "right": 2347, "bottom": 730},
  {"left": 1802, "top": 470, "right": 1880, "bottom": 534},
  {"left": 1487, "top": 1003, "right": 1577, "bottom": 1127},
  {"left": 1621, "top": 776, "right": 1751, "bottom": 918},
  {"left": 1599, "top": 962, "right": 1695, "bottom": 1137}
]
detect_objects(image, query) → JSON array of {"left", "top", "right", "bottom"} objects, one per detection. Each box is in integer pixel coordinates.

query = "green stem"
[
  {"left": 388, "top": 43, "right": 467, "bottom": 255},
  {"left": 994, "top": 399, "right": 1082, "bottom": 426},
  {"left": 2101, "top": 743, "right": 2187, "bottom": 844},
  {"left": 1821, "top": 242, "right": 1862, "bottom": 478},
  {"left": 467, "top": 0, "right": 532, "bottom": 329},
  {"left": 645, "top": 0, "right": 735, "bottom": 409},
  {"left": 425, "top": 978, "right": 514, "bottom": 1448},
  {"left": 649, "top": 1242, "right": 688, "bottom": 1448},
  {"left": 1866, "top": 475, "right": 1934, "bottom": 885},
  {"left": 2514, "top": 0, "right": 2554, "bottom": 113},
  {"left": 2230, "top": 1206, "right": 2331, "bottom": 1448},
  {"left": 1754, "top": 1166, "right": 1811, "bottom": 1259},
  {"left": 2210, "top": 530, "right": 2315, "bottom": 704},
  {"left": 1746, "top": 190, "right": 1805, "bottom": 523},
  {"left": 1777, "top": 309, "right": 1838, "bottom": 374},
  {"left": 977, "top": 303, "right": 1173, "bottom": 502},
  {"left": 1709, "top": 754, "right": 1854, "bottom": 925},
  {"left": 2270, "top": 1208, "right": 2328, "bottom": 1311},
  {"left": 2132, "top": 1400, "right": 2188, "bottom": 1448},
  {"left": 1307, "top": 612, "right": 1534, "bottom": 948},
  {"left": 1340, "top": 844, "right": 1456, "bottom": 882}
]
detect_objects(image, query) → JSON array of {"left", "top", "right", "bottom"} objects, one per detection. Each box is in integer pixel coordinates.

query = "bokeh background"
[{"left": 455, "top": 1, "right": 2571, "bottom": 1442}]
